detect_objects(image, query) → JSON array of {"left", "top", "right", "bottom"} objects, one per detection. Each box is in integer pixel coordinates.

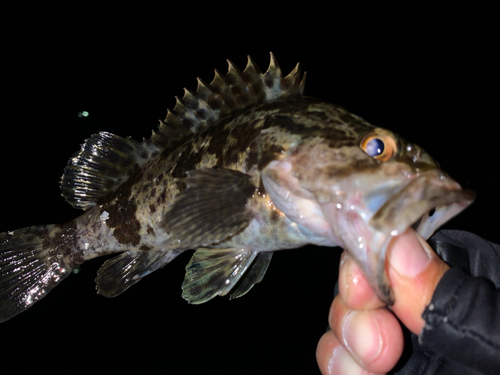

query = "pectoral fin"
[
  {"left": 162, "top": 168, "right": 256, "bottom": 248},
  {"left": 182, "top": 248, "right": 257, "bottom": 304}
]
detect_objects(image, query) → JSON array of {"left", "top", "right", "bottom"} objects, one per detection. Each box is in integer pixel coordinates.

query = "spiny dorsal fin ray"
[
  {"left": 150, "top": 53, "right": 305, "bottom": 148},
  {"left": 61, "top": 132, "right": 162, "bottom": 210},
  {"left": 225, "top": 59, "right": 254, "bottom": 108}
]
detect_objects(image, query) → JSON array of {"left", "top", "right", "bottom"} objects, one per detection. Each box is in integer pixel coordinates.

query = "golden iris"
[{"left": 359, "top": 130, "right": 398, "bottom": 162}]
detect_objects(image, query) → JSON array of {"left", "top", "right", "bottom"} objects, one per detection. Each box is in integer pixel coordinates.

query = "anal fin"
[
  {"left": 182, "top": 248, "right": 257, "bottom": 304},
  {"left": 95, "top": 249, "right": 180, "bottom": 297}
]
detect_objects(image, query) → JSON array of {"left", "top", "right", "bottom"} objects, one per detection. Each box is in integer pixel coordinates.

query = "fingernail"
[
  {"left": 389, "top": 230, "right": 432, "bottom": 277},
  {"left": 341, "top": 310, "right": 382, "bottom": 366},
  {"left": 327, "top": 345, "right": 366, "bottom": 375},
  {"left": 339, "top": 251, "right": 350, "bottom": 268}
]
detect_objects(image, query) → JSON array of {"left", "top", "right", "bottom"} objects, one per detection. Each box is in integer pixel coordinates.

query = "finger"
[
  {"left": 387, "top": 228, "right": 450, "bottom": 334},
  {"left": 317, "top": 329, "right": 377, "bottom": 375},
  {"left": 328, "top": 294, "right": 404, "bottom": 374},
  {"left": 338, "top": 251, "right": 384, "bottom": 311},
  {"left": 339, "top": 228, "right": 450, "bottom": 334}
]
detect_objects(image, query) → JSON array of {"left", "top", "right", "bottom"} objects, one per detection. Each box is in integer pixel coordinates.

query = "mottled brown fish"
[{"left": 0, "top": 54, "right": 474, "bottom": 322}]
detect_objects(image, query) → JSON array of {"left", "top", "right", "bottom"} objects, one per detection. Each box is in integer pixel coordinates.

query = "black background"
[{"left": 1, "top": 2, "right": 499, "bottom": 374}]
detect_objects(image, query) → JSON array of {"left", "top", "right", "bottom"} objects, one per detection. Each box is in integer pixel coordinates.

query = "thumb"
[{"left": 387, "top": 228, "right": 450, "bottom": 334}]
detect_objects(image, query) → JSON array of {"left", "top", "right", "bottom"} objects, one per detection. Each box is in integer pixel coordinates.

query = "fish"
[{"left": 0, "top": 53, "right": 475, "bottom": 322}]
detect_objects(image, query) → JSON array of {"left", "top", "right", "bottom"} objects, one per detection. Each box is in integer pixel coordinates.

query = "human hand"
[{"left": 316, "top": 228, "right": 450, "bottom": 374}]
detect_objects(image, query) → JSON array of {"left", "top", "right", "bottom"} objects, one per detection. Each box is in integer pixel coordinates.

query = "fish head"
[{"left": 260, "top": 101, "right": 475, "bottom": 304}]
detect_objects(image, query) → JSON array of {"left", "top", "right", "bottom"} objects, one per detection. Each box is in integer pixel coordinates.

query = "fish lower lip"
[{"left": 369, "top": 171, "right": 475, "bottom": 239}]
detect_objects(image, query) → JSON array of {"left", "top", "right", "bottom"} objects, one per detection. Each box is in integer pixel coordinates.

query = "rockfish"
[{"left": 0, "top": 54, "right": 474, "bottom": 322}]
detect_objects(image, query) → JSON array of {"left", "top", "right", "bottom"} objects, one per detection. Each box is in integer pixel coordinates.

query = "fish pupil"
[{"left": 365, "top": 138, "right": 385, "bottom": 157}]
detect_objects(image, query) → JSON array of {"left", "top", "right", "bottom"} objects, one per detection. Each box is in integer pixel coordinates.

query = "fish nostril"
[{"left": 429, "top": 208, "right": 436, "bottom": 217}]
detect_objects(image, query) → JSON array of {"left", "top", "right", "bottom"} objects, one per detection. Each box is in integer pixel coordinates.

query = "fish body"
[{"left": 0, "top": 54, "right": 474, "bottom": 322}]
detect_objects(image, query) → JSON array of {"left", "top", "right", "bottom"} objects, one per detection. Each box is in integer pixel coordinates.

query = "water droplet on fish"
[{"left": 390, "top": 230, "right": 398, "bottom": 236}]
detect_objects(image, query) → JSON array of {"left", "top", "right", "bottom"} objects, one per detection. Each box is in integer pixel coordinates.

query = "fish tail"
[{"left": 0, "top": 224, "right": 76, "bottom": 322}]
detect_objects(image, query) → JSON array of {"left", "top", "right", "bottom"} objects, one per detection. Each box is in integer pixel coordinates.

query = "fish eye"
[{"left": 359, "top": 130, "right": 397, "bottom": 162}]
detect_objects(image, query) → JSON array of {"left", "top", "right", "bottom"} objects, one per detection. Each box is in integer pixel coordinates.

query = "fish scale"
[{"left": 0, "top": 53, "right": 474, "bottom": 322}]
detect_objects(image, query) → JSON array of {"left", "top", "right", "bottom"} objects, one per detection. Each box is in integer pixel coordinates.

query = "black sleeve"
[{"left": 393, "top": 230, "right": 500, "bottom": 375}]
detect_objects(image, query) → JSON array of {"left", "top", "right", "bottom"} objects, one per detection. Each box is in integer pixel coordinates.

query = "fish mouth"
[
  {"left": 349, "top": 170, "right": 475, "bottom": 305},
  {"left": 370, "top": 170, "right": 475, "bottom": 239}
]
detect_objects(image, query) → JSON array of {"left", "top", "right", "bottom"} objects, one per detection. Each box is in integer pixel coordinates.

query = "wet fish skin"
[{"left": 0, "top": 54, "right": 474, "bottom": 322}]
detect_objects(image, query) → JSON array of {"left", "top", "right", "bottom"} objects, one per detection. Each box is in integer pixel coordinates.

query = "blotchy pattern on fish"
[{"left": 0, "top": 54, "right": 474, "bottom": 322}]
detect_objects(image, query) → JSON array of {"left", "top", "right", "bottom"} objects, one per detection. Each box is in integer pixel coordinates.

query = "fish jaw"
[
  {"left": 322, "top": 169, "right": 474, "bottom": 304},
  {"left": 262, "top": 159, "right": 475, "bottom": 305},
  {"left": 369, "top": 169, "right": 476, "bottom": 239}
]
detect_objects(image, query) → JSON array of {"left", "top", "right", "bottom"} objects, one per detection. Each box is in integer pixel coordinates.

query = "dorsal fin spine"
[
  {"left": 298, "top": 71, "right": 307, "bottom": 95},
  {"left": 210, "top": 69, "right": 240, "bottom": 114},
  {"left": 173, "top": 96, "right": 202, "bottom": 133},
  {"left": 196, "top": 77, "right": 227, "bottom": 120},
  {"left": 226, "top": 60, "right": 254, "bottom": 108},
  {"left": 152, "top": 53, "right": 305, "bottom": 148},
  {"left": 264, "top": 53, "right": 285, "bottom": 97},
  {"left": 242, "top": 56, "right": 266, "bottom": 103},
  {"left": 182, "top": 88, "right": 216, "bottom": 127}
]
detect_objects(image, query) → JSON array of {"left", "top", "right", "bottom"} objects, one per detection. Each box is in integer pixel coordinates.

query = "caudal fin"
[{"left": 0, "top": 225, "right": 76, "bottom": 322}]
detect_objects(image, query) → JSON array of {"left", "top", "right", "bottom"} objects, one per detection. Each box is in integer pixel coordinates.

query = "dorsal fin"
[
  {"left": 60, "top": 132, "right": 162, "bottom": 210},
  {"left": 150, "top": 53, "right": 306, "bottom": 148},
  {"left": 60, "top": 54, "right": 305, "bottom": 210}
]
